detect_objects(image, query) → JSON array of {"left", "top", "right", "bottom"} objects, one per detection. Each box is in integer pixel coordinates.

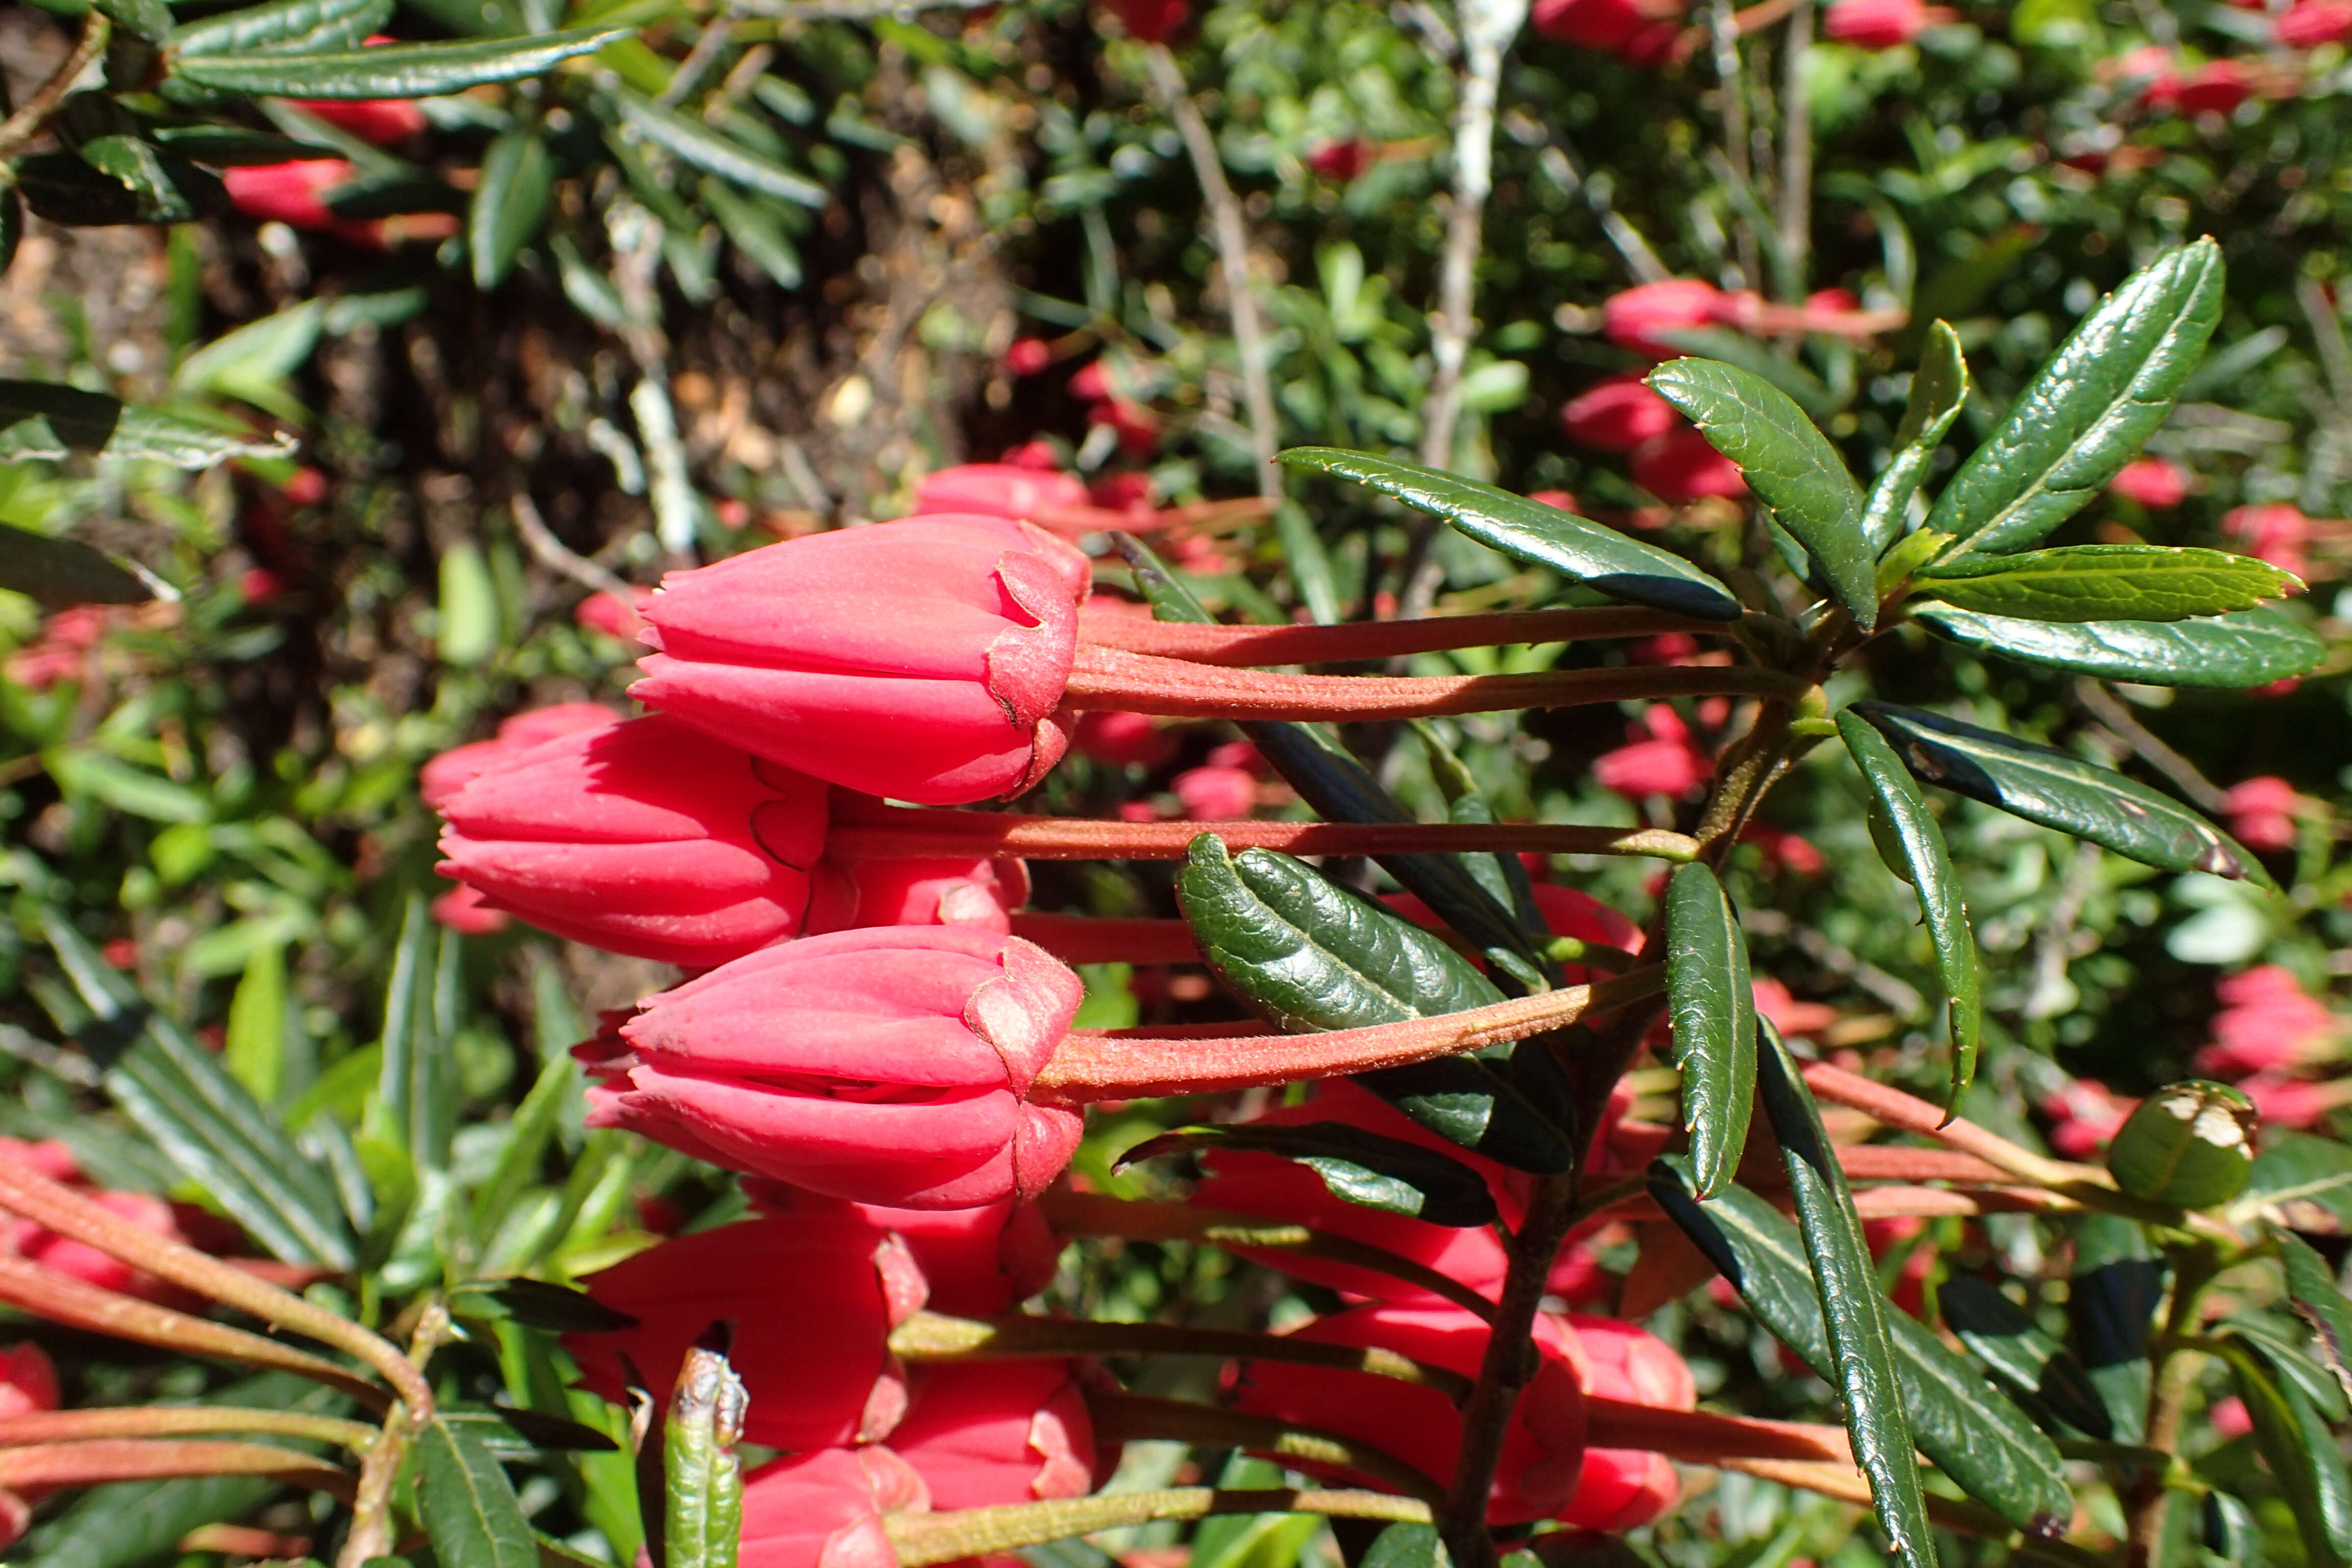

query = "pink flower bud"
[
  {"left": 224, "top": 159, "right": 353, "bottom": 230},
  {"left": 287, "top": 98, "right": 429, "bottom": 146},
  {"left": 1234, "top": 1305, "right": 1588, "bottom": 1524},
  {"left": 1073, "top": 710, "right": 1180, "bottom": 770},
  {"left": 1823, "top": 0, "right": 1949, "bottom": 48},
  {"left": 1561, "top": 375, "right": 1680, "bottom": 452},
  {"left": 2108, "top": 457, "right": 2191, "bottom": 509},
  {"left": 1171, "top": 764, "right": 1260, "bottom": 821},
  {"left": 1751, "top": 977, "right": 1839, "bottom": 1039},
  {"left": 1004, "top": 339, "right": 1054, "bottom": 377},
  {"left": 740, "top": 1447, "right": 929, "bottom": 1568},
  {"left": 0, "top": 1344, "right": 58, "bottom": 1419},
  {"left": 1555, "top": 1315, "right": 1694, "bottom": 1530},
  {"left": 631, "top": 517, "right": 1093, "bottom": 805},
  {"left": 566, "top": 1212, "right": 923, "bottom": 1450},
  {"left": 1307, "top": 139, "right": 1377, "bottom": 182},
  {"left": 753, "top": 1188, "right": 1062, "bottom": 1315},
  {"left": 810, "top": 857, "right": 1030, "bottom": 934},
  {"left": 2197, "top": 963, "right": 2340, "bottom": 1075},
  {"left": 910, "top": 465, "right": 1091, "bottom": 524},
  {"left": 586, "top": 928, "right": 1087, "bottom": 1208},
  {"left": 434, "top": 712, "right": 835, "bottom": 967},
  {"left": 1594, "top": 704, "right": 1712, "bottom": 801},
  {"left": 2225, "top": 502, "right": 2323, "bottom": 579},
  {"left": 1106, "top": 0, "right": 1188, "bottom": 41},
  {"left": 1531, "top": 0, "right": 1684, "bottom": 50},
  {"left": 576, "top": 590, "right": 650, "bottom": 641},
  {"left": 889, "top": 1362, "right": 1096, "bottom": 1508},
  {"left": 1630, "top": 428, "right": 1748, "bottom": 503},
  {"left": 1602, "top": 280, "right": 1725, "bottom": 358},
  {"left": 2278, "top": 0, "right": 2352, "bottom": 46},
  {"left": 419, "top": 703, "right": 620, "bottom": 810},
  {"left": 2223, "top": 776, "right": 2318, "bottom": 854}
]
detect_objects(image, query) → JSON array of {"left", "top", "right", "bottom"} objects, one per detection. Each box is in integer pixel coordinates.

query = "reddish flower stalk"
[
  {"left": 826, "top": 800, "right": 1701, "bottom": 864},
  {"left": 1059, "top": 645, "right": 1805, "bottom": 720},
  {"left": 0, "top": 1440, "right": 354, "bottom": 1500},
  {"left": 1034, "top": 968, "right": 1665, "bottom": 1100},
  {"left": 0, "top": 1407, "right": 377, "bottom": 1450},
  {"left": 883, "top": 1488, "right": 1429, "bottom": 1568},
  {"left": 1582, "top": 1397, "right": 1851, "bottom": 1466},
  {"left": 1074, "top": 604, "right": 1729, "bottom": 667},
  {"left": 1004, "top": 913, "right": 1199, "bottom": 964}
]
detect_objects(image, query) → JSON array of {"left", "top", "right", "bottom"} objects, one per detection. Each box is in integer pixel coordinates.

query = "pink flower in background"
[
  {"left": 2278, "top": 0, "right": 2352, "bottom": 45},
  {"left": 1601, "top": 280, "right": 1723, "bottom": 358},
  {"left": 1555, "top": 1316, "right": 1696, "bottom": 1530},
  {"left": 2224, "top": 502, "right": 2325, "bottom": 580},
  {"left": 1824, "top": 0, "right": 1954, "bottom": 48},
  {"left": 2196, "top": 965, "right": 2341, "bottom": 1077},
  {"left": 1630, "top": 428, "right": 1749, "bottom": 503},
  {"left": 576, "top": 590, "right": 649, "bottom": 641},
  {"left": 0, "top": 1344, "right": 57, "bottom": 1419},
  {"left": 2223, "top": 775, "right": 2320, "bottom": 852},
  {"left": 2040, "top": 1078, "right": 2136, "bottom": 1159},
  {"left": 1171, "top": 765, "right": 1259, "bottom": 820},
  {"left": 1595, "top": 704, "right": 1711, "bottom": 800},
  {"left": 429, "top": 884, "right": 509, "bottom": 936},
  {"left": 1741, "top": 823, "right": 1825, "bottom": 876},
  {"left": 1003, "top": 338, "right": 1052, "bottom": 377},
  {"left": 2109, "top": 457, "right": 2191, "bottom": 509},
  {"left": 1562, "top": 375, "right": 1679, "bottom": 451},
  {"left": 1106, "top": 0, "right": 1188, "bottom": 40},
  {"left": 2238, "top": 1074, "right": 2352, "bottom": 1128},
  {"left": 1751, "top": 978, "right": 1839, "bottom": 1039},
  {"left": 1071, "top": 710, "right": 1179, "bottom": 770},
  {"left": 909, "top": 465, "right": 1090, "bottom": 524},
  {"left": 1307, "top": 139, "right": 1377, "bottom": 182},
  {"left": 418, "top": 702, "right": 619, "bottom": 810}
]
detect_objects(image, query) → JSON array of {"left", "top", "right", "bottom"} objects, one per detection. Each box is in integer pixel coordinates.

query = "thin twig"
[
  {"left": 0, "top": 11, "right": 109, "bottom": 163},
  {"left": 1775, "top": 0, "right": 1813, "bottom": 300},
  {"left": 726, "top": 0, "right": 992, "bottom": 17},
  {"left": 2071, "top": 677, "right": 2230, "bottom": 811},
  {"left": 511, "top": 491, "right": 635, "bottom": 603},
  {"left": 1708, "top": 0, "right": 1761, "bottom": 287}
]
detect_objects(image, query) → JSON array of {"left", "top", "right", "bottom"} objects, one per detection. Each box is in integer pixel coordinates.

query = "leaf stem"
[
  {"left": 0, "top": 1439, "right": 354, "bottom": 1500},
  {"left": 1087, "top": 1391, "right": 1447, "bottom": 1504},
  {"left": 0, "top": 1407, "right": 379, "bottom": 1451},
  {"left": 1077, "top": 604, "right": 1726, "bottom": 666},
  {"left": 885, "top": 1488, "right": 1430, "bottom": 1567}
]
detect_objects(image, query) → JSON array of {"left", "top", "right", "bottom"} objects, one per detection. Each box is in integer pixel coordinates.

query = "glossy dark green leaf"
[
  {"left": 40, "top": 912, "right": 354, "bottom": 1268},
  {"left": 2202, "top": 1491, "right": 2266, "bottom": 1568},
  {"left": 1650, "top": 358, "right": 1876, "bottom": 627},
  {"left": 1175, "top": 835, "right": 1574, "bottom": 1173},
  {"left": 1926, "top": 239, "right": 2224, "bottom": 557},
  {"left": 1649, "top": 1161, "right": 2073, "bottom": 1529},
  {"left": 1661, "top": 864, "right": 1754, "bottom": 1199},
  {"left": 15, "top": 148, "right": 225, "bottom": 227},
  {"left": 0, "top": 378, "right": 291, "bottom": 466},
  {"left": 2223, "top": 1339, "right": 2352, "bottom": 1568},
  {"left": 371, "top": 896, "right": 454, "bottom": 1172},
  {"left": 2278, "top": 1228, "right": 2352, "bottom": 1403},
  {"left": 469, "top": 128, "right": 553, "bottom": 290},
  {"left": 701, "top": 179, "right": 802, "bottom": 289},
  {"left": 665, "top": 1340, "right": 747, "bottom": 1568},
  {"left": 1276, "top": 447, "right": 1743, "bottom": 621},
  {"left": 1360, "top": 1523, "right": 1446, "bottom": 1568},
  {"left": 467, "top": 1277, "right": 640, "bottom": 1334},
  {"left": 1848, "top": 701, "right": 2270, "bottom": 885},
  {"left": 1652, "top": 326, "right": 1839, "bottom": 418},
  {"left": 96, "top": 0, "right": 170, "bottom": 43},
  {"left": 2106, "top": 1080, "right": 2257, "bottom": 1208},
  {"left": 1117, "top": 1121, "right": 1500, "bottom": 1228},
  {"left": 148, "top": 127, "right": 337, "bottom": 165},
  {"left": 172, "top": 26, "right": 624, "bottom": 97},
  {"left": 417, "top": 1417, "right": 540, "bottom": 1568},
  {"left": 1864, "top": 321, "right": 1970, "bottom": 551},
  {"left": 437, "top": 1407, "right": 622, "bottom": 1455},
  {"left": 171, "top": 0, "right": 391, "bottom": 52},
  {"left": 610, "top": 88, "right": 827, "bottom": 207},
  {"left": 2221, "top": 1314, "right": 2350, "bottom": 1424},
  {"left": 1754, "top": 1028, "right": 1934, "bottom": 1568},
  {"left": 2238, "top": 1134, "right": 2352, "bottom": 1233},
  {"left": 0, "top": 524, "right": 151, "bottom": 607},
  {"left": 1911, "top": 604, "right": 2324, "bottom": 689},
  {"left": 1914, "top": 545, "right": 2300, "bottom": 623},
  {"left": 2069, "top": 1213, "right": 2160, "bottom": 1444},
  {"left": 1836, "top": 710, "right": 1981, "bottom": 1105},
  {"left": 1937, "top": 1276, "right": 2113, "bottom": 1439}
]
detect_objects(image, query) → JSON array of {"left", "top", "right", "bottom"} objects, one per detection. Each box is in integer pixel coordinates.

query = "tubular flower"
[
  {"left": 1233, "top": 1305, "right": 1588, "bottom": 1523},
  {"left": 632, "top": 516, "right": 1094, "bottom": 806},
  {"left": 909, "top": 465, "right": 1091, "bottom": 525},
  {"left": 2109, "top": 457, "right": 2191, "bottom": 509},
  {"left": 564, "top": 1211, "right": 925, "bottom": 1450},
  {"left": 2196, "top": 964, "right": 2342, "bottom": 1077},
  {"left": 419, "top": 702, "right": 621, "bottom": 810},
  {"left": 740, "top": 1447, "right": 929, "bottom": 1568},
  {"left": 811, "top": 857, "right": 1031, "bottom": 935},
  {"left": 433, "top": 712, "right": 837, "bottom": 968},
  {"left": 751, "top": 1187, "right": 1062, "bottom": 1315},
  {"left": 1554, "top": 1316, "right": 1695, "bottom": 1530},
  {"left": 888, "top": 1361, "right": 1096, "bottom": 1508},
  {"left": 1601, "top": 280, "right": 1724, "bottom": 358},
  {"left": 1562, "top": 375, "right": 1681, "bottom": 452},
  {"left": 582, "top": 927, "right": 1087, "bottom": 1209}
]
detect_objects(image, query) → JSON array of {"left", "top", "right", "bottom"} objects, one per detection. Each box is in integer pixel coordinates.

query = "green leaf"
[
  {"left": 2069, "top": 1214, "right": 2159, "bottom": 1444},
  {"left": 469, "top": 1277, "right": 641, "bottom": 1334},
  {"left": 40, "top": 912, "right": 355, "bottom": 1267},
  {"left": 1847, "top": 701, "right": 2269, "bottom": 885},
  {"left": 1753, "top": 1028, "right": 1935, "bottom": 1568},
  {"left": 171, "top": 26, "right": 624, "bottom": 97},
  {"left": 173, "top": 302, "right": 324, "bottom": 409},
  {"left": 14, "top": 148, "right": 226, "bottom": 227},
  {"left": 437, "top": 540, "right": 500, "bottom": 667},
  {"left": 1174, "top": 834, "right": 1575, "bottom": 1173},
  {"left": 222, "top": 940, "right": 287, "bottom": 1108},
  {"left": 2105, "top": 1080, "right": 2257, "bottom": 1208},
  {"left": 468, "top": 128, "right": 554, "bottom": 290},
  {"left": 47, "top": 750, "right": 208, "bottom": 822},
  {"left": 1276, "top": 448, "right": 1743, "bottom": 621},
  {"left": 1864, "top": 321, "right": 1970, "bottom": 552},
  {"left": 1836, "top": 710, "right": 1981, "bottom": 1105},
  {"left": 1926, "top": 239, "right": 2224, "bottom": 557},
  {"left": 1361, "top": 1523, "right": 1447, "bottom": 1568},
  {"left": 2221, "top": 1314, "right": 2350, "bottom": 1425},
  {"left": 371, "top": 897, "right": 455, "bottom": 1171},
  {"left": 0, "top": 524, "right": 151, "bottom": 607},
  {"left": 2222, "top": 1339, "right": 2352, "bottom": 1568},
  {"left": 416, "top": 1416, "right": 541, "bottom": 1568},
  {"left": 1937, "top": 1276, "right": 2114, "bottom": 1439},
  {"left": 2201, "top": 1491, "right": 2267, "bottom": 1568},
  {"left": 170, "top": 0, "right": 393, "bottom": 52},
  {"left": 96, "top": 0, "right": 171, "bottom": 43},
  {"left": 1661, "top": 863, "right": 1755, "bottom": 1199},
  {"left": 0, "top": 377, "right": 291, "bottom": 467},
  {"left": 1910, "top": 604, "right": 2324, "bottom": 689},
  {"left": 2237, "top": 1133, "right": 2352, "bottom": 1233},
  {"left": 2277, "top": 1229, "right": 2352, "bottom": 1405},
  {"left": 609, "top": 88, "right": 827, "bottom": 206},
  {"left": 665, "top": 1342, "right": 746, "bottom": 1568},
  {"left": 1649, "top": 358, "right": 1876, "bottom": 627},
  {"left": 1117, "top": 1121, "right": 1501, "bottom": 1227},
  {"left": 700, "top": 178, "right": 803, "bottom": 289},
  {"left": 1649, "top": 1162, "right": 2073, "bottom": 1530},
  {"left": 1652, "top": 326, "right": 1839, "bottom": 417},
  {"left": 148, "top": 127, "right": 338, "bottom": 165},
  {"left": 1914, "top": 545, "right": 2300, "bottom": 623}
]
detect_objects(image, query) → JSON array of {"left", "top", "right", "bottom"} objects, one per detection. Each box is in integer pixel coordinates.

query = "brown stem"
[
  {"left": 336, "top": 1404, "right": 411, "bottom": 1568},
  {"left": 1088, "top": 1391, "right": 1446, "bottom": 1505},
  {"left": 1060, "top": 645, "right": 1807, "bottom": 721},
  {"left": 0, "top": 1440, "right": 353, "bottom": 1501},
  {"left": 1004, "top": 913, "right": 1198, "bottom": 965},
  {"left": 884, "top": 1487, "right": 1429, "bottom": 1567},
  {"left": 1583, "top": 1397, "right": 1851, "bottom": 1464},
  {"left": 0, "top": 1407, "right": 378, "bottom": 1450},
  {"left": 0, "top": 11, "right": 109, "bottom": 162},
  {"left": 1076, "top": 605, "right": 1722, "bottom": 667},
  {"left": 1036, "top": 967, "right": 1665, "bottom": 1099},
  {"left": 2125, "top": 1348, "right": 2201, "bottom": 1568},
  {"left": 826, "top": 803, "right": 1700, "bottom": 864},
  {"left": 0, "top": 1159, "right": 432, "bottom": 1416}
]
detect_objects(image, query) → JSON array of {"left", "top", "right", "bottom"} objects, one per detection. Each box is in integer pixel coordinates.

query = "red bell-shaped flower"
[
  {"left": 433, "top": 712, "right": 837, "bottom": 968},
  {"left": 421, "top": 703, "right": 619, "bottom": 809},
  {"left": 583, "top": 927, "right": 1087, "bottom": 1208},
  {"left": 740, "top": 1447, "right": 929, "bottom": 1568},
  {"left": 889, "top": 1361, "right": 1097, "bottom": 1508},
  {"left": 1554, "top": 1315, "right": 1695, "bottom": 1530},
  {"left": 751, "top": 1186, "right": 1062, "bottom": 1315},
  {"left": 632, "top": 517, "right": 1094, "bottom": 805},
  {"left": 565, "top": 1211, "right": 924, "bottom": 1451}
]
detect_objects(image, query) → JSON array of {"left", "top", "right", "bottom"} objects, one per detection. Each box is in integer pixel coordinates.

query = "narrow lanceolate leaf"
[
  {"left": 1847, "top": 701, "right": 2270, "bottom": 886},
  {"left": 2222, "top": 1315, "right": 2350, "bottom": 1424},
  {"left": 416, "top": 1417, "right": 540, "bottom": 1568},
  {"left": 1276, "top": 448, "right": 1743, "bottom": 621},
  {"left": 1836, "top": 711, "right": 1981, "bottom": 1107},
  {"left": 1913, "top": 545, "right": 2300, "bottom": 624},
  {"left": 1174, "top": 835, "right": 1576, "bottom": 1173},
  {"left": 2069, "top": 1214, "right": 2160, "bottom": 1444},
  {"left": 610, "top": 89, "right": 827, "bottom": 207},
  {"left": 2223, "top": 1341, "right": 2352, "bottom": 1568},
  {"left": 1926, "top": 238, "right": 2224, "bottom": 558},
  {"left": 1649, "top": 358, "right": 1877, "bottom": 627},
  {"left": 1116, "top": 1122, "right": 1500, "bottom": 1228},
  {"left": 372, "top": 897, "right": 455, "bottom": 1172},
  {"left": 1661, "top": 864, "right": 1755, "bottom": 1199},
  {"left": 0, "top": 379, "right": 291, "bottom": 467},
  {"left": 1754, "top": 1030, "right": 1935, "bottom": 1568},
  {"left": 170, "top": 0, "right": 391, "bottom": 54},
  {"left": 469, "top": 128, "right": 554, "bottom": 290},
  {"left": 2277, "top": 1229, "right": 2352, "bottom": 1404},
  {"left": 1649, "top": 1162, "right": 2073, "bottom": 1530},
  {"left": 40, "top": 914, "right": 354, "bottom": 1269},
  {"left": 170, "top": 26, "right": 624, "bottom": 98},
  {"left": 666, "top": 1342, "right": 747, "bottom": 1568},
  {"left": 0, "top": 526, "right": 152, "bottom": 608},
  {"left": 1864, "top": 321, "right": 1969, "bottom": 551},
  {"left": 1937, "top": 1277, "right": 2114, "bottom": 1439},
  {"left": 1911, "top": 604, "right": 2324, "bottom": 689},
  {"left": 2237, "top": 1133, "right": 2352, "bottom": 1234}
]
